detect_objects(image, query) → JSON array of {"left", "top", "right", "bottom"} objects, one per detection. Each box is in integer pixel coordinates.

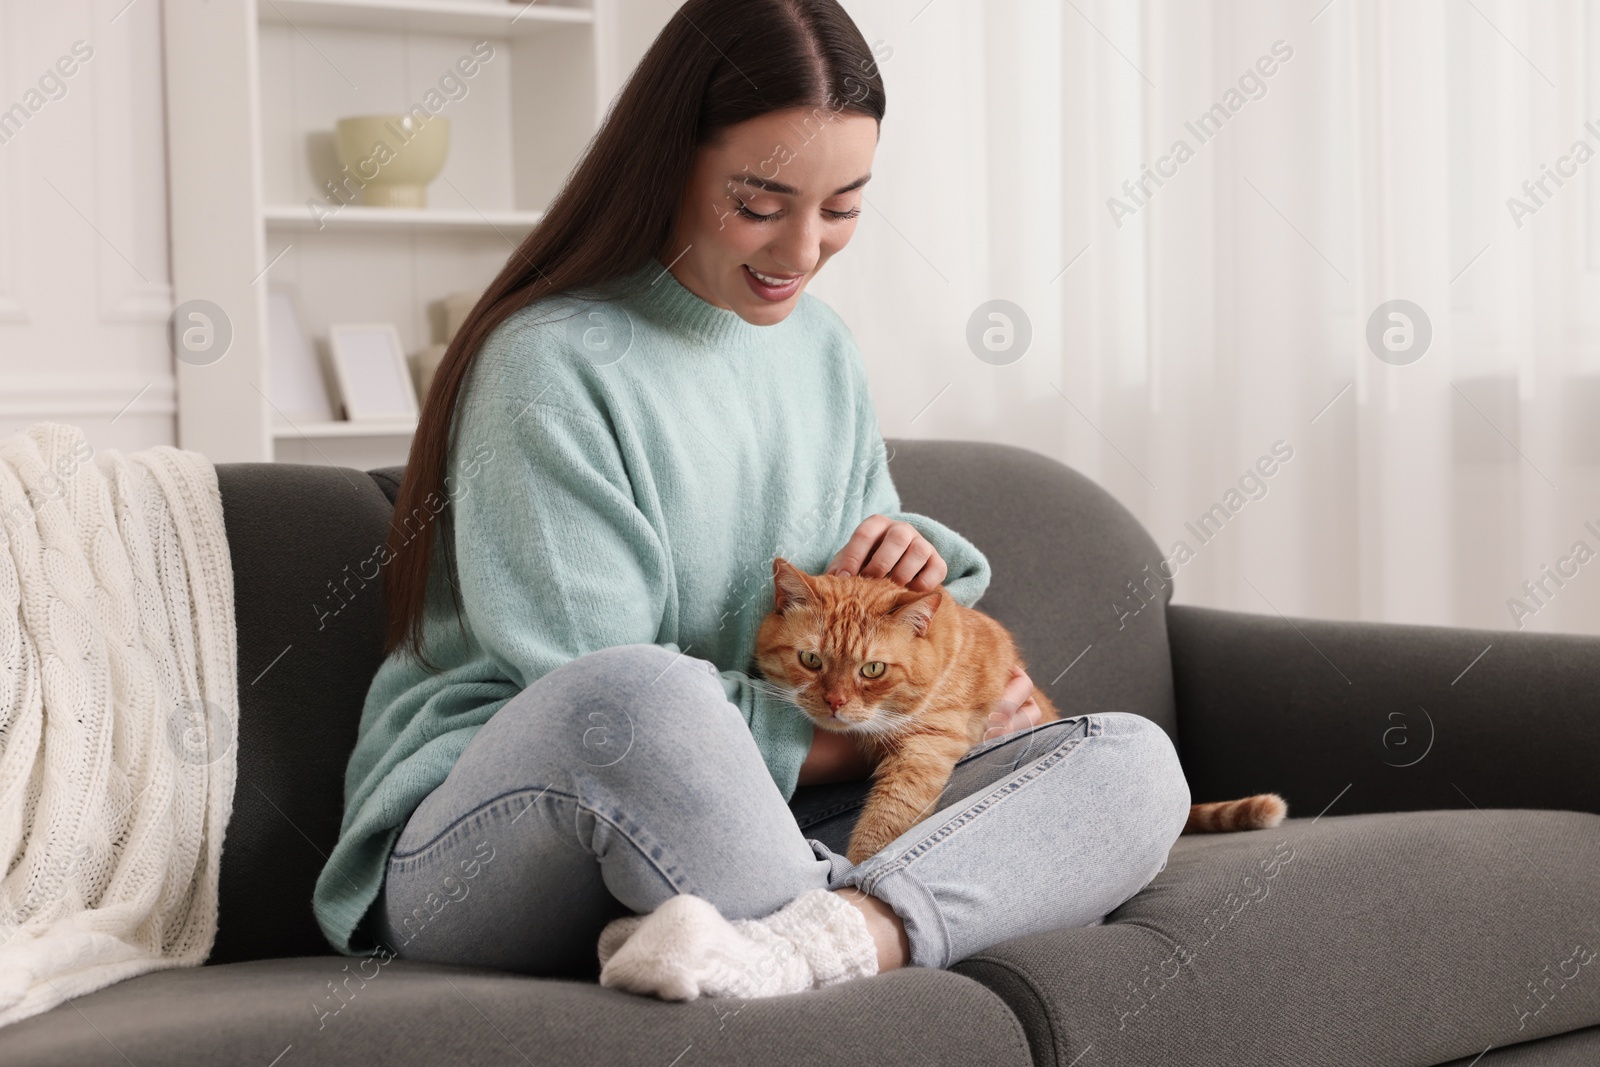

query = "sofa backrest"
[
  {"left": 881, "top": 439, "right": 1177, "bottom": 736},
  {"left": 210, "top": 439, "right": 1175, "bottom": 962},
  {"left": 209, "top": 463, "right": 397, "bottom": 964}
]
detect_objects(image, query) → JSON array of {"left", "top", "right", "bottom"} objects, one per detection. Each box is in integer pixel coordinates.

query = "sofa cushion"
[
  {"left": 1443, "top": 1026, "right": 1600, "bottom": 1066},
  {"left": 210, "top": 464, "right": 396, "bottom": 964},
  {"left": 953, "top": 809, "right": 1600, "bottom": 1067},
  {"left": 0, "top": 957, "right": 1032, "bottom": 1067}
]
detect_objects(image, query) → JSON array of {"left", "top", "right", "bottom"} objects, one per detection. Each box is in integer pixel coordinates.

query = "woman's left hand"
[
  {"left": 982, "top": 664, "right": 1045, "bottom": 741},
  {"left": 827, "top": 514, "right": 947, "bottom": 592}
]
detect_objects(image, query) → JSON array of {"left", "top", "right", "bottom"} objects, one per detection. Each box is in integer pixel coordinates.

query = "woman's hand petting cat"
[
  {"left": 827, "top": 514, "right": 947, "bottom": 592},
  {"left": 982, "top": 664, "right": 1045, "bottom": 742}
]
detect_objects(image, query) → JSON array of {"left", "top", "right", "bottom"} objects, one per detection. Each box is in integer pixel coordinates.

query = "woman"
[{"left": 312, "top": 0, "right": 1191, "bottom": 1001}]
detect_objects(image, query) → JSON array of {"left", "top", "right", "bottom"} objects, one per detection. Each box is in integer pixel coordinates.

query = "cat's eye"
[
  {"left": 798, "top": 650, "right": 822, "bottom": 670},
  {"left": 860, "top": 661, "right": 885, "bottom": 679}
]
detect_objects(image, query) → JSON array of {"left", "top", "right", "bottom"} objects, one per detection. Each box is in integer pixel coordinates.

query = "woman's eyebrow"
[{"left": 727, "top": 173, "right": 872, "bottom": 196}]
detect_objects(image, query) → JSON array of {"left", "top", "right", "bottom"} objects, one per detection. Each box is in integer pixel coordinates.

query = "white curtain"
[{"left": 816, "top": 0, "right": 1600, "bottom": 635}]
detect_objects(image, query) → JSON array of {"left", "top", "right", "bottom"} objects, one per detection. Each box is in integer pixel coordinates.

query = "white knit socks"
[{"left": 597, "top": 889, "right": 880, "bottom": 1001}]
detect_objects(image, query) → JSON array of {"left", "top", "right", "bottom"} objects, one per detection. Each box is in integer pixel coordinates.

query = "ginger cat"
[{"left": 753, "top": 558, "right": 1286, "bottom": 864}]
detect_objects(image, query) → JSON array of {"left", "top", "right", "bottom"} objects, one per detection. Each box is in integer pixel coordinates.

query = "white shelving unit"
[
  {"left": 271, "top": 418, "right": 421, "bottom": 438},
  {"left": 260, "top": 0, "right": 595, "bottom": 36},
  {"left": 260, "top": 204, "right": 545, "bottom": 232},
  {"left": 164, "top": 0, "right": 619, "bottom": 465}
]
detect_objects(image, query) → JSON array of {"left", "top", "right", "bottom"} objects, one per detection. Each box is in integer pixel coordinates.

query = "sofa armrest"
[{"left": 1167, "top": 604, "right": 1600, "bottom": 819}]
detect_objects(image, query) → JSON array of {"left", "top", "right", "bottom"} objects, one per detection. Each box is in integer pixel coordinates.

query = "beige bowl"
[{"left": 335, "top": 113, "right": 451, "bottom": 209}]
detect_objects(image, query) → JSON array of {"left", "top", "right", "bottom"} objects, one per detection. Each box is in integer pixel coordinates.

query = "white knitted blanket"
[{"left": 0, "top": 422, "right": 238, "bottom": 1028}]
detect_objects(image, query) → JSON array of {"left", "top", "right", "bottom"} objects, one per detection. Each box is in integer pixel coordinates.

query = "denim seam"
[
  {"left": 388, "top": 790, "right": 556, "bottom": 863},
  {"left": 861, "top": 714, "right": 1103, "bottom": 881},
  {"left": 389, "top": 784, "right": 563, "bottom": 859},
  {"left": 385, "top": 786, "right": 684, "bottom": 897},
  {"left": 793, "top": 797, "right": 868, "bottom": 828},
  {"left": 951, "top": 716, "right": 1096, "bottom": 783},
  {"left": 793, "top": 719, "right": 1091, "bottom": 834},
  {"left": 957, "top": 714, "right": 1091, "bottom": 764}
]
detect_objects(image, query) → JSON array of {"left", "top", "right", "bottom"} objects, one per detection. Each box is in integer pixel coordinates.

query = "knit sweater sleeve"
[
  {"left": 844, "top": 338, "right": 993, "bottom": 611},
  {"left": 450, "top": 386, "right": 810, "bottom": 794}
]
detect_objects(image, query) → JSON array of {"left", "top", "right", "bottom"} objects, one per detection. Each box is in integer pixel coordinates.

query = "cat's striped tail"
[{"left": 1183, "top": 793, "right": 1287, "bottom": 833}]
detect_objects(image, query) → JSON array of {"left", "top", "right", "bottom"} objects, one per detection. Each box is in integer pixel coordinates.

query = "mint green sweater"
[{"left": 312, "top": 258, "right": 992, "bottom": 955}]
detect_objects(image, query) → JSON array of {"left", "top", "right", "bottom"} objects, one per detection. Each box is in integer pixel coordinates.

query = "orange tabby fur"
[{"left": 754, "top": 558, "right": 1285, "bottom": 864}]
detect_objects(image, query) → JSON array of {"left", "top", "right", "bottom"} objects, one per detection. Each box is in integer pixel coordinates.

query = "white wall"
[
  {"left": 0, "top": 0, "right": 172, "bottom": 450},
  {"left": 0, "top": 0, "right": 679, "bottom": 454}
]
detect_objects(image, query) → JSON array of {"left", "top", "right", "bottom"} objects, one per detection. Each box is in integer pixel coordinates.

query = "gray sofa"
[{"left": 3, "top": 438, "right": 1597, "bottom": 1066}]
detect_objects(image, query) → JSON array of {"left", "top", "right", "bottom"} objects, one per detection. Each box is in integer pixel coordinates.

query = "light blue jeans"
[{"left": 369, "top": 643, "right": 1191, "bottom": 976}]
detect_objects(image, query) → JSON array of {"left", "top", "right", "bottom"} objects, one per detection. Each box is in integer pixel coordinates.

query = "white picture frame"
[
  {"left": 327, "top": 323, "right": 418, "bottom": 422},
  {"left": 266, "top": 288, "right": 335, "bottom": 423}
]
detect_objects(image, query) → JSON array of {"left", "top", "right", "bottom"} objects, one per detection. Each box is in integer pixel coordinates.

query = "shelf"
[
  {"left": 168, "top": 0, "right": 613, "bottom": 462},
  {"left": 273, "top": 419, "right": 419, "bottom": 438},
  {"left": 258, "top": 0, "right": 592, "bottom": 38},
  {"left": 262, "top": 204, "right": 544, "bottom": 232}
]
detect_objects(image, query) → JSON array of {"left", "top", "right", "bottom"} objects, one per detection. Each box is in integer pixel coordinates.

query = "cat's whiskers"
[
  {"left": 865, "top": 706, "right": 913, "bottom": 730},
  {"left": 745, "top": 676, "right": 807, "bottom": 708},
  {"left": 852, "top": 721, "right": 908, "bottom": 758}
]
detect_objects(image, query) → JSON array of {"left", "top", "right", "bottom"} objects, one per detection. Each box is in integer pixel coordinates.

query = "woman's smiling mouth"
[{"left": 743, "top": 264, "right": 804, "bottom": 301}]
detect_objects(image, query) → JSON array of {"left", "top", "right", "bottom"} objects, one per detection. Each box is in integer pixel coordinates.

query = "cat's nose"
[{"left": 825, "top": 692, "right": 847, "bottom": 711}]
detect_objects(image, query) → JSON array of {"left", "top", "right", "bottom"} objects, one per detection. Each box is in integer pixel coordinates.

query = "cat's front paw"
[{"left": 844, "top": 828, "right": 891, "bottom": 866}]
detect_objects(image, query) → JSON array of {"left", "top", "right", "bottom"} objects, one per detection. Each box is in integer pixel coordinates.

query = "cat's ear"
[
  {"left": 771, "top": 557, "right": 815, "bottom": 612},
  {"left": 888, "top": 589, "right": 942, "bottom": 637}
]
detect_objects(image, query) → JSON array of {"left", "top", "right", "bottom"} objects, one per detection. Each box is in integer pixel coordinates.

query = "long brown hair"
[{"left": 383, "top": 0, "right": 888, "bottom": 668}]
